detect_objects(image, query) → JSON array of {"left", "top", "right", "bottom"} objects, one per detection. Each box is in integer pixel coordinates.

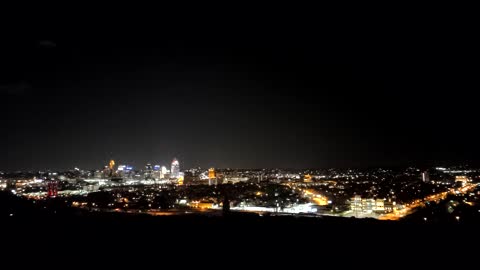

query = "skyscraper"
[
  {"left": 160, "top": 166, "right": 167, "bottom": 179},
  {"left": 145, "top": 163, "right": 153, "bottom": 179},
  {"left": 153, "top": 165, "right": 161, "bottom": 179},
  {"left": 422, "top": 171, "right": 429, "bottom": 183},
  {"left": 208, "top": 168, "right": 217, "bottom": 185},
  {"left": 208, "top": 168, "right": 216, "bottom": 179},
  {"left": 109, "top": 160, "right": 115, "bottom": 170},
  {"left": 171, "top": 158, "right": 180, "bottom": 179}
]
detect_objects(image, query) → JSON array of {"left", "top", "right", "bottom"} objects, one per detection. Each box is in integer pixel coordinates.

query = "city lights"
[{"left": 1, "top": 164, "right": 479, "bottom": 224}]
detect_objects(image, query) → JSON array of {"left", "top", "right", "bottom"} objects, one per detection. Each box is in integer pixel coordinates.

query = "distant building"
[
  {"left": 153, "top": 165, "right": 162, "bottom": 179},
  {"left": 109, "top": 160, "right": 115, "bottom": 171},
  {"left": 223, "top": 177, "right": 248, "bottom": 184},
  {"left": 455, "top": 176, "right": 470, "bottom": 186},
  {"left": 208, "top": 178, "right": 218, "bottom": 186},
  {"left": 117, "top": 165, "right": 133, "bottom": 179},
  {"left": 374, "top": 199, "right": 385, "bottom": 212},
  {"left": 422, "top": 171, "right": 430, "bottom": 183},
  {"left": 102, "top": 166, "right": 110, "bottom": 179},
  {"left": 144, "top": 163, "right": 153, "bottom": 179},
  {"left": 178, "top": 172, "right": 184, "bottom": 185},
  {"left": 361, "top": 198, "right": 375, "bottom": 213},
  {"left": 352, "top": 196, "right": 387, "bottom": 213},
  {"left": 208, "top": 168, "right": 216, "bottom": 179},
  {"left": 83, "top": 183, "right": 100, "bottom": 192},
  {"left": 351, "top": 195, "right": 362, "bottom": 213},
  {"left": 190, "top": 201, "right": 215, "bottom": 209},
  {"left": 384, "top": 200, "right": 396, "bottom": 212},
  {"left": 171, "top": 158, "right": 180, "bottom": 179}
]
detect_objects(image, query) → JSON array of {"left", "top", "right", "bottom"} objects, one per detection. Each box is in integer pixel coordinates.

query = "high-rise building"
[
  {"left": 145, "top": 163, "right": 153, "bottom": 171},
  {"left": 208, "top": 168, "right": 216, "bottom": 179},
  {"left": 161, "top": 166, "right": 168, "bottom": 176},
  {"left": 171, "top": 158, "right": 180, "bottom": 179},
  {"left": 145, "top": 163, "right": 153, "bottom": 179},
  {"left": 109, "top": 160, "right": 115, "bottom": 170},
  {"left": 102, "top": 166, "right": 110, "bottom": 179},
  {"left": 153, "top": 165, "right": 162, "bottom": 179},
  {"left": 422, "top": 171, "right": 429, "bottom": 183}
]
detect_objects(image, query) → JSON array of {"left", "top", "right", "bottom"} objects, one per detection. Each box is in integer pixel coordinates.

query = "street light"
[{"left": 455, "top": 216, "right": 460, "bottom": 222}]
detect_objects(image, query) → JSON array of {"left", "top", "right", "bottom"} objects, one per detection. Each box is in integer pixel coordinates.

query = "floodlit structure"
[
  {"left": 455, "top": 176, "right": 470, "bottom": 186},
  {"left": 109, "top": 160, "right": 115, "bottom": 170},
  {"left": 422, "top": 171, "right": 429, "bottom": 183},
  {"left": 208, "top": 168, "right": 216, "bottom": 179},
  {"left": 362, "top": 198, "right": 375, "bottom": 213},
  {"left": 374, "top": 199, "right": 385, "bottom": 212},
  {"left": 171, "top": 158, "right": 180, "bottom": 179},
  {"left": 351, "top": 195, "right": 362, "bottom": 212}
]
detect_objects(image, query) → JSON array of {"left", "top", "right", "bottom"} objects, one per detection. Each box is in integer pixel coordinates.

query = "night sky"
[{"left": 1, "top": 16, "right": 477, "bottom": 171}]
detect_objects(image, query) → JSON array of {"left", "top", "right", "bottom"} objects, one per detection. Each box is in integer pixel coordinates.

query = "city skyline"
[
  {"left": 2, "top": 159, "right": 478, "bottom": 173},
  {"left": 3, "top": 5, "right": 480, "bottom": 256},
  {"left": 2, "top": 163, "right": 478, "bottom": 223}
]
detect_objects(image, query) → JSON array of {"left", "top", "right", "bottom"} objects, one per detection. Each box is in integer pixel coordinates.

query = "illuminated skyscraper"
[
  {"left": 145, "top": 163, "right": 153, "bottom": 171},
  {"left": 208, "top": 168, "right": 217, "bottom": 185},
  {"left": 422, "top": 171, "right": 429, "bottom": 183},
  {"left": 153, "top": 165, "right": 161, "bottom": 179},
  {"left": 208, "top": 168, "right": 216, "bottom": 179},
  {"left": 145, "top": 163, "right": 153, "bottom": 179},
  {"left": 171, "top": 158, "right": 180, "bottom": 179},
  {"left": 109, "top": 160, "right": 115, "bottom": 170}
]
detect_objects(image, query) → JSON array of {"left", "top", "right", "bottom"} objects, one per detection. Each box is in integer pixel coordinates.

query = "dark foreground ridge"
[{"left": 2, "top": 189, "right": 480, "bottom": 262}]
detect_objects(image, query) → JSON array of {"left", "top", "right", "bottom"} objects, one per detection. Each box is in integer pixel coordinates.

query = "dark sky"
[{"left": 1, "top": 14, "right": 478, "bottom": 171}]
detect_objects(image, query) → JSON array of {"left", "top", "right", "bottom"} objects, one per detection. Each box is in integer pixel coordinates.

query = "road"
[{"left": 379, "top": 183, "right": 478, "bottom": 221}]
